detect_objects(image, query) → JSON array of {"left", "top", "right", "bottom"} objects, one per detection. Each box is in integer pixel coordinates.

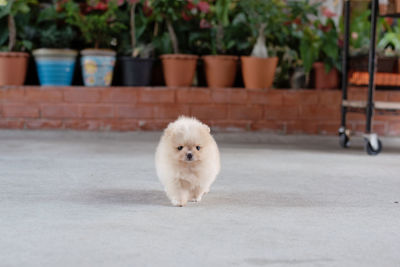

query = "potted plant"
[
  {"left": 200, "top": 0, "right": 239, "bottom": 88},
  {"left": 278, "top": 0, "right": 318, "bottom": 89},
  {"left": 290, "top": 2, "right": 340, "bottom": 90},
  {"left": 313, "top": 10, "right": 341, "bottom": 89},
  {"left": 116, "top": 0, "right": 155, "bottom": 86},
  {"left": 303, "top": 15, "right": 340, "bottom": 89},
  {"left": 0, "top": 0, "right": 36, "bottom": 86},
  {"left": 376, "top": 17, "right": 400, "bottom": 73},
  {"left": 345, "top": 9, "right": 398, "bottom": 75},
  {"left": 65, "top": 0, "right": 125, "bottom": 87},
  {"left": 31, "top": 3, "right": 77, "bottom": 86},
  {"left": 239, "top": 0, "right": 284, "bottom": 89},
  {"left": 150, "top": 0, "right": 198, "bottom": 87}
]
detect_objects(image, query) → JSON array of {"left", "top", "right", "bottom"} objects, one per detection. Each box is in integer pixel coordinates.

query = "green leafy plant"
[
  {"left": 298, "top": 19, "right": 340, "bottom": 74},
  {"left": 316, "top": 18, "right": 341, "bottom": 72},
  {"left": 286, "top": 0, "right": 319, "bottom": 74},
  {"left": 65, "top": 0, "right": 126, "bottom": 49},
  {"left": 338, "top": 8, "right": 371, "bottom": 57},
  {"left": 31, "top": 3, "right": 76, "bottom": 49},
  {"left": 286, "top": 0, "right": 340, "bottom": 74},
  {"left": 377, "top": 18, "right": 400, "bottom": 56},
  {"left": 339, "top": 6, "right": 396, "bottom": 57},
  {"left": 208, "top": 0, "right": 231, "bottom": 54},
  {"left": 299, "top": 27, "right": 319, "bottom": 74},
  {"left": 117, "top": 0, "right": 155, "bottom": 57},
  {"left": 172, "top": 1, "right": 213, "bottom": 55},
  {"left": 349, "top": 9, "right": 370, "bottom": 55},
  {"left": 195, "top": 0, "right": 248, "bottom": 55},
  {"left": 128, "top": 0, "right": 140, "bottom": 55},
  {"left": 127, "top": 0, "right": 155, "bottom": 57},
  {"left": 239, "top": 0, "right": 286, "bottom": 58},
  {"left": 0, "top": 0, "right": 37, "bottom": 51},
  {"left": 147, "top": 0, "right": 188, "bottom": 54}
]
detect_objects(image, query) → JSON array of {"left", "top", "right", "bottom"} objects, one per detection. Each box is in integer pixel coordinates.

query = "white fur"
[{"left": 155, "top": 116, "right": 220, "bottom": 206}]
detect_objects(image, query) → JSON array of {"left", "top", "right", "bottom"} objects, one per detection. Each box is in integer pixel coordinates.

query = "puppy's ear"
[
  {"left": 164, "top": 123, "right": 174, "bottom": 137},
  {"left": 203, "top": 124, "right": 210, "bottom": 133}
]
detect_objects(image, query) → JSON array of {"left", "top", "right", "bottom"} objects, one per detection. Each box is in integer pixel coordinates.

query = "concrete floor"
[{"left": 0, "top": 130, "right": 400, "bottom": 267}]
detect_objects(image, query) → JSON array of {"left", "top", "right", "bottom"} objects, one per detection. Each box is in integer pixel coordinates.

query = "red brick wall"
[{"left": 0, "top": 86, "right": 400, "bottom": 135}]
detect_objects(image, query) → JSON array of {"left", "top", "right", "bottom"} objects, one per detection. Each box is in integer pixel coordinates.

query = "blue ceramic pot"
[
  {"left": 33, "top": 49, "right": 77, "bottom": 86},
  {"left": 80, "top": 49, "right": 116, "bottom": 87}
]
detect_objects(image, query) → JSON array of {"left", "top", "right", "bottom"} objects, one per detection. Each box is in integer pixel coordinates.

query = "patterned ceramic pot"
[{"left": 81, "top": 49, "right": 116, "bottom": 87}]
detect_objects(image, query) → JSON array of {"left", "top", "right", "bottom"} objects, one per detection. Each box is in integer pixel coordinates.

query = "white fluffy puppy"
[{"left": 155, "top": 116, "right": 220, "bottom": 207}]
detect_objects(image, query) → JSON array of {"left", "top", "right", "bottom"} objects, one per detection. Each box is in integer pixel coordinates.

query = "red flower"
[
  {"left": 384, "top": 17, "right": 393, "bottom": 26},
  {"left": 106, "top": 0, "right": 125, "bottom": 6},
  {"left": 56, "top": 0, "right": 69, "bottom": 12},
  {"left": 186, "top": 0, "right": 196, "bottom": 10},
  {"left": 200, "top": 18, "right": 211, "bottom": 29},
  {"left": 197, "top": 1, "right": 210, "bottom": 13},
  {"left": 322, "top": 7, "right": 336, "bottom": 18},
  {"left": 293, "top": 17, "right": 301, "bottom": 25},
  {"left": 85, "top": 0, "right": 109, "bottom": 11},
  {"left": 182, "top": 11, "right": 192, "bottom": 21},
  {"left": 283, "top": 21, "right": 291, "bottom": 26},
  {"left": 318, "top": 24, "right": 332, "bottom": 33},
  {"left": 143, "top": 0, "right": 152, "bottom": 16},
  {"left": 92, "top": 2, "right": 108, "bottom": 11},
  {"left": 338, "top": 38, "right": 344, "bottom": 48}
]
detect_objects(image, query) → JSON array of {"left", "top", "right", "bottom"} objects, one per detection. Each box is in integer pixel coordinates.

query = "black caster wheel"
[
  {"left": 339, "top": 133, "right": 350, "bottom": 148},
  {"left": 365, "top": 139, "right": 382, "bottom": 156}
]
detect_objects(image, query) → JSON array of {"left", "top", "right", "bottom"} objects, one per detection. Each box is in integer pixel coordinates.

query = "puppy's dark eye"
[
  {"left": 196, "top": 146, "right": 201, "bottom": 151},
  {"left": 177, "top": 146, "right": 183, "bottom": 151}
]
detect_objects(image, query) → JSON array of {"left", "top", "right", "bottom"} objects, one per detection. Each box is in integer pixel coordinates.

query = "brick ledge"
[{"left": 1, "top": 86, "right": 400, "bottom": 136}]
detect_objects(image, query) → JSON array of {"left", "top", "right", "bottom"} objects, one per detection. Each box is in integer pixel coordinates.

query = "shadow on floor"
[
  {"left": 203, "top": 190, "right": 325, "bottom": 208},
  {"left": 244, "top": 257, "right": 335, "bottom": 266},
  {"left": 220, "top": 139, "right": 400, "bottom": 156},
  {"left": 77, "top": 189, "right": 331, "bottom": 208},
  {"left": 80, "top": 189, "right": 170, "bottom": 207}
]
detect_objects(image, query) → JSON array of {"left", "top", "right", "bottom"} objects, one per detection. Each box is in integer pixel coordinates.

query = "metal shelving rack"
[{"left": 339, "top": 0, "right": 400, "bottom": 155}]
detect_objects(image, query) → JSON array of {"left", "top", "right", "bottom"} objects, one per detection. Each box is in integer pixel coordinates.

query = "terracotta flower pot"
[
  {"left": 202, "top": 55, "right": 238, "bottom": 88},
  {"left": 0, "top": 52, "right": 29, "bottom": 86},
  {"left": 241, "top": 56, "right": 278, "bottom": 89},
  {"left": 160, "top": 54, "right": 198, "bottom": 87},
  {"left": 379, "top": 3, "right": 388, "bottom": 15},
  {"left": 312, "top": 62, "right": 339, "bottom": 90}
]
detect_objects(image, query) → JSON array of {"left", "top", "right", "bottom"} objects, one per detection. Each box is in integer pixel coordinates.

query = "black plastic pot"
[{"left": 117, "top": 57, "right": 154, "bottom": 86}]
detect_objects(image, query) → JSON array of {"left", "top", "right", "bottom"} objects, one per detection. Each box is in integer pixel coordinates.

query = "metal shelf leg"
[
  {"left": 364, "top": 0, "right": 383, "bottom": 155},
  {"left": 366, "top": 0, "right": 378, "bottom": 134},
  {"left": 340, "top": 0, "right": 350, "bottom": 130},
  {"left": 339, "top": 0, "right": 351, "bottom": 148}
]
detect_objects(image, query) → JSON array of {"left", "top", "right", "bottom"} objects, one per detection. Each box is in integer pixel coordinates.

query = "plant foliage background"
[{"left": 1, "top": 0, "right": 397, "bottom": 87}]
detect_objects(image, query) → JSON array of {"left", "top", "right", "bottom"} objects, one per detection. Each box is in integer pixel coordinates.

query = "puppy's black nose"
[{"left": 186, "top": 153, "right": 193, "bottom": 160}]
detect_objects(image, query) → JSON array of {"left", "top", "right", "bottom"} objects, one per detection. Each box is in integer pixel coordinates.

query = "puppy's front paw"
[
  {"left": 189, "top": 196, "right": 201, "bottom": 202},
  {"left": 171, "top": 199, "right": 186, "bottom": 207}
]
